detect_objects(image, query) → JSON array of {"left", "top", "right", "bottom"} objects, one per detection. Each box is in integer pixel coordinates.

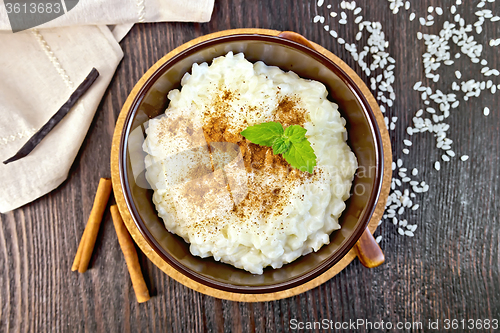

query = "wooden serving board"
[{"left": 110, "top": 28, "right": 392, "bottom": 302}]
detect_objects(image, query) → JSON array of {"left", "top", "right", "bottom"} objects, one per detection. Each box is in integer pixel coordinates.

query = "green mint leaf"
[
  {"left": 272, "top": 137, "right": 291, "bottom": 155},
  {"left": 240, "top": 121, "right": 284, "bottom": 147},
  {"left": 241, "top": 121, "right": 317, "bottom": 174},
  {"left": 283, "top": 139, "right": 317, "bottom": 174},
  {"left": 284, "top": 125, "right": 307, "bottom": 143}
]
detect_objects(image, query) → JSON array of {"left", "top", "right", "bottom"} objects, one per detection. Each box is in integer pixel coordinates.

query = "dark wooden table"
[{"left": 1, "top": 0, "right": 499, "bottom": 332}]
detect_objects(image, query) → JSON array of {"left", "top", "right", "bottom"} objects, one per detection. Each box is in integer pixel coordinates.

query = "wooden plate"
[{"left": 110, "top": 28, "right": 392, "bottom": 302}]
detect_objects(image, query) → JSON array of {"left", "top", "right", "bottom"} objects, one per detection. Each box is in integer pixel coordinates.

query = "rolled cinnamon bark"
[
  {"left": 76, "top": 178, "right": 113, "bottom": 273},
  {"left": 110, "top": 205, "right": 150, "bottom": 303},
  {"left": 71, "top": 227, "right": 88, "bottom": 271}
]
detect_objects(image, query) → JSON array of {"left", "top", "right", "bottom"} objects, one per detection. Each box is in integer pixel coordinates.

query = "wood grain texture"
[{"left": 1, "top": 0, "right": 499, "bottom": 332}]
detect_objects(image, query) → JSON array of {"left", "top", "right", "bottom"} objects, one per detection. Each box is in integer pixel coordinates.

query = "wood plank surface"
[{"left": 1, "top": 0, "right": 499, "bottom": 332}]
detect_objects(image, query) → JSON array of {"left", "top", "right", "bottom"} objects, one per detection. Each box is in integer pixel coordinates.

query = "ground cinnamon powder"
[{"left": 198, "top": 88, "right": 312, "bottom": 219}]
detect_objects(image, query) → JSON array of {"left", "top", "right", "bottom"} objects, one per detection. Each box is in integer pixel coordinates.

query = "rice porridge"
[{"left": 143, "top": 52, "right": 358, "bottom": 274}]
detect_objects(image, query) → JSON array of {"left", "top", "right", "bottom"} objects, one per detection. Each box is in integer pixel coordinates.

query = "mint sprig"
[{"left": 240, "top": 122, "right": 317, "bottom": 173}]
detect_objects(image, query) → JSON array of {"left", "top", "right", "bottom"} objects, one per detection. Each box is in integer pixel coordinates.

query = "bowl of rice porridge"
[{"left": 115, "top": 29, "right": 386, "bottom": 294}]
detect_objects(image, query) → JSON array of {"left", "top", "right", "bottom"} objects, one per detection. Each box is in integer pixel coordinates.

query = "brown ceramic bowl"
[{"left": 118, "top": 30, "right": 384, "bottom": 294}]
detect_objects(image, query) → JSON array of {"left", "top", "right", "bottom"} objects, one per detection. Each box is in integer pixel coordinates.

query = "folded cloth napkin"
[
  {"left": 0, "top": 1, "right": 214, "bottom": 213},
  {"left": 0, "top": 0, "right": 214, "bottom": 30}
]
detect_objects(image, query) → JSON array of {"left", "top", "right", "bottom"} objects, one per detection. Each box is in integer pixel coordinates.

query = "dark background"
[{"left": 1, "top": 0, "right": 499, "bottom": 332}]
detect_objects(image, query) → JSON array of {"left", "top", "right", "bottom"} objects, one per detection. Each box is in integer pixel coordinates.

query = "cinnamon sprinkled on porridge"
[{"left": 143, "top": 52, "right": 357, "bottom": 274}]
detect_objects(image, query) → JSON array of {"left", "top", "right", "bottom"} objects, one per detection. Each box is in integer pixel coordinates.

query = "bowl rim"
[{"left": 118, "top": 32, "right": 384, "bottom": 294}]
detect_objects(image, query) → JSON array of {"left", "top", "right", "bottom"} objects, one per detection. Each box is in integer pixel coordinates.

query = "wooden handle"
[
  {"left": 278, "top": 31, "right": 315, "bottom": 49},
  {"left": 355, "top": 229, "right": 385, "bottom": 268}
]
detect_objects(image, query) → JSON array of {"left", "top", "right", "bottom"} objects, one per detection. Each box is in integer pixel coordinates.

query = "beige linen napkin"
[
  {"left": 0, "top": 0, "right": 214, "bottom": 30},
  {"left": 0, "top": 26, "right": 123, "bottom": 213},
  {"left": 0, "top": 1, "right": 214, "bottom": 213}
]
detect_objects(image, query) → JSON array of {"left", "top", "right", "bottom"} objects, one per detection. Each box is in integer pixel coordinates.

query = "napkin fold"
[
  {"left": 0, "top": 1, "right": 214, "bottom": 213},
  {"left": 0, "top": 0, "right": 214, "bottom": 30}
]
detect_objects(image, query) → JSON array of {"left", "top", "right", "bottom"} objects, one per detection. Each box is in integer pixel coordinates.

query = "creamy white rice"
[{"left": 143, "top": 52, "right": 357, "bottom": 274}]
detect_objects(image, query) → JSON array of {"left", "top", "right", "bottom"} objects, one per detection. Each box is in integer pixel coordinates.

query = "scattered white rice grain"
[
  {"left": 354, "top": 7, "right": 362, "bottom": 15},
  {"left": 484, "top": 107, "right": 490, "bottom": 116},
  {"left": 405, "top": 230, "right": 414, "bottom": 237},
  {"left": 442, "top": 154, "right": 450, "bottom": 162},
  {"left": 435, "top": 161, "right": 441, "bottom": 171},
  {"left": 339, "top": 19, "right": 347, "bottom": 24},
  {"left": 461, "top": 155, "right": 469, "bottom": 161},
  {"left": 330, "top": 12, "right": 338, "bottom": 17},
  {"left": 317, "top": 0, "right": 324, "bottom": 6},
  {"left": 412, "top": 204, "right": 420, "bottom": 211},
  {"left": 404, "top": 139, "right": 412, "bottom": 146},
  {"left": 403, "top": 148, "right": 409, "bottom": 154},
  {"left": 338, "top": 38, "right": 345, "bottom": 44},
  {"left": 398, "top": 228, "right": 405, "bottom": 236},
  {"left": 455, "top": 71, "right": 462, "bottom": 79},
  {"left": 329, "top": 30, "right": 338, "bottom": 38},
  {"left": 409, "top": 13, "right": 416, "bottom": 21},
  {"left": 375, "top": 235, "right": 382, "bottom": 243},
  {"left": 313, "top": 15, "right": 323, "bottom": 23},
  {"left": 397, "top": 159, "right": 403, "bottom": 167},
  {"left": 435, "top": 7, "right": 443, "bottom": 15}
]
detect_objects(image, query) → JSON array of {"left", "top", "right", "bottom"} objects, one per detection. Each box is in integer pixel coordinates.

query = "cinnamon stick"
[
  {"left": 110, "top": 205, "right": 150, "bottom": 303},
  {"left": 76, "top": 178, "right": 113, "bottom": 273},
  {"left": 71, "top": 226, "right": 88, "bottom": 271}
]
